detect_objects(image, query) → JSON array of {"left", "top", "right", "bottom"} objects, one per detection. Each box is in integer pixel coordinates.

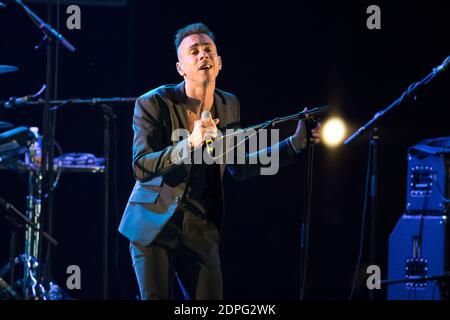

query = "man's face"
[{"left": 176, "top": 33, "right": 222, "bottom": 84}]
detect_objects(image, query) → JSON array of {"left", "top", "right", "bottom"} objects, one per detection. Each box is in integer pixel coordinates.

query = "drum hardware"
[
  {"left": 0, "top": 125, "right": 105, "bottom": 300},
  {"left": 0, "top": 65, "right": 18, "bottom": 74},
  {"left": 0, "top": 193, "right": 58, "bottom": 300},
  {"left": 0, "top": 126, "right": 36, "bottom": 164},
  {"left": 0, "top": 97, "right": 132, "bottom": 299},
  {"left": 1, "top": 0, "right": 134, "bottom": 299}
]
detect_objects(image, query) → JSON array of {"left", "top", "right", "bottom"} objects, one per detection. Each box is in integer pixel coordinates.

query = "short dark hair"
[{"left": 174, "top": 23, "right": 215, "bottom": 51}]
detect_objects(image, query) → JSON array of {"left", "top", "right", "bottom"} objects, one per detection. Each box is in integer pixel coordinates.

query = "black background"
[{"left": 0, "top": 0, "right": 449, "bottom": 299}]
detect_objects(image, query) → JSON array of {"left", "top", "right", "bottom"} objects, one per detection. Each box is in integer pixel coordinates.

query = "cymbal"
[
  {"left": 0, "top": 65, "right": 18, "bottom": 74},
  {"left": 0, "top": 121, "right": 14, "bottom": 129}
]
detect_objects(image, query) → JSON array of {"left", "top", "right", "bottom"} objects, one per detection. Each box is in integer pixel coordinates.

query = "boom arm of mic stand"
[
  {"left": 14, "top": 0, "right": 76, "bottom": 52},
  {"left": 0, "top": 195, "right": 58, "bottom": 246},
  {"left": 271, "top": 105, "right": 331, "bottom": 127},
  {"left": 217, "top": 105, "right": 330, "bottom": 142},
  {"left": 344, "top": 55, "right": 449, "bottom": 145}
]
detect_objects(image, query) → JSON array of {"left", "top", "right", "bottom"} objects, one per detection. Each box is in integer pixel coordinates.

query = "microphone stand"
[
  {"left": 218, "top": 106, "right": 331, "bottom": 139},
  {"left": 0, "top": 195, "right": 58, "bottom": 299},
  {"left": 344, "top": 55, "right": 449, "bottom": 300},
  {"left": 13, "top": 0, "right": 76, "bottom": 299},
  {"left": 100, "top": 104, "right": 117, "bottom": 300},
  {"left": 299, "top": 120, "right": 316, "bottom": 300},
  {"left": 219, "top": 106, "right": 329, "bottom": 300},
  {"left": 13, "top": 0, "right": 76, "bottom": 53}
]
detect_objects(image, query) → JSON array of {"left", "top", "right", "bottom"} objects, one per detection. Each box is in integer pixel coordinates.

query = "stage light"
[{"left": 322, "top": 117, "right": 346, "bottom": 147}]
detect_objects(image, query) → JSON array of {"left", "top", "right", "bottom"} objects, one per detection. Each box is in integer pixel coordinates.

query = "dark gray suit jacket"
[{"left": 118, "top": 81, "right": 297, "bottom": 246}]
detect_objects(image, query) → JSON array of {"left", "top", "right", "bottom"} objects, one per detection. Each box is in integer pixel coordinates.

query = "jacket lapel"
[
  {"left": 212, "top": 90, "right": 228, "bottom": 178},
  {"left": 173, "top": 81, "right": 189, "bottom": 132}
]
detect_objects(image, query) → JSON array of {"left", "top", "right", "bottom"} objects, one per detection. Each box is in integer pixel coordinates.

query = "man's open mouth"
[{"left": 199, "top": 65, "right": 212, "bottom": 70}]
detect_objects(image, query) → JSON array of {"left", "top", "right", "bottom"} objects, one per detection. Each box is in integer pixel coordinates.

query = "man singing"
[{"left": 119, "top": 23, "right": 320, "bottom": 300}]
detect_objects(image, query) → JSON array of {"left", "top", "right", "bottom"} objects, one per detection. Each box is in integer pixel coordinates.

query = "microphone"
[
  {"left": 3, "top": 96, "right": 30, "bottom": 110},
  {"left": 2, "top": 85, "right": 46, "bottom": 110},
  {"left": 201, "top": 110, "right": 215, "bottom": 155},
  {"left": 435, "top": 56, "right": 450, "bottom": 73}
]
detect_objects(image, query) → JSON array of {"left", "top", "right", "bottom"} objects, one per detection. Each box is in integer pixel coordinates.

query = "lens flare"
[{"left": 322, "top": 117, "right": 346, "bottom": 147}]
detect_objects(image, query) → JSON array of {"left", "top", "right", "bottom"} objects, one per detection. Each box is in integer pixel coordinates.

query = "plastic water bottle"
[{"left": 29, "top": 127, "right": 42, "bottom": 166}]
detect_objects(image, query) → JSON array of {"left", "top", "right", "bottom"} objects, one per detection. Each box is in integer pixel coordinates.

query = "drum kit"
[
  {"left": 1, "top": 57, "right": 138, "bottom": 301},
  {"left": 0, "top": 0, "right": 137, "bottom": 296},
  {"left": 1, "top": 42, "right": 139, "bottom": 301},
  {"left": 0, "top": 0, "right": 140, "bottom": 300},
  {"left": 0, "top": 64, "right": 109, "bottom": 300}
]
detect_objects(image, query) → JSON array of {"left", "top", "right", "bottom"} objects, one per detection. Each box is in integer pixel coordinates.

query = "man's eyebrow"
[{"left": 187, "top": 42, "right": 214, "bottom": 50}]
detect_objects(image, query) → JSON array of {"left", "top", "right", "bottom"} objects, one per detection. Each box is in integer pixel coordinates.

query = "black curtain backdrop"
[{"left": 0, "top": 0, "right": 449, "bottom": 299}]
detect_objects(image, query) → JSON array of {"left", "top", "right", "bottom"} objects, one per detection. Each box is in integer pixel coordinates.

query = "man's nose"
[{"left": 199, "top": 49, "right": 209, "bottom": 60}]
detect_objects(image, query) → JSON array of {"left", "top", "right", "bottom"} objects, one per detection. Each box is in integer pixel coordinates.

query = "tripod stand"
[
  {"left": 0, "top": 192, "right": 57, "bottom": 299},
  {"left": 0, "top": 204, "right": 21, "bottom": 299}
]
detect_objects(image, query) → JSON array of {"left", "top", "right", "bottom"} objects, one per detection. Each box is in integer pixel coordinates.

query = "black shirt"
[{"left": 176, "top": 103, "right": 220, "bottom": 222}]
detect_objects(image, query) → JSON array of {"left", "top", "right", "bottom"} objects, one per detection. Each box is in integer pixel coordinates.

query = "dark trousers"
[{"left": 130, "top": 210, "right": 222, "bottom": 300}]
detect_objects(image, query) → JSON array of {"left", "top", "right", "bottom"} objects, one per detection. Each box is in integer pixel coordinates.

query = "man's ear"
[
  {"left": 176, "top": 61, "right": 184, "bottom": 77},
  {"left": 218, "top": 56, "right": 222, "bottom": 70}
]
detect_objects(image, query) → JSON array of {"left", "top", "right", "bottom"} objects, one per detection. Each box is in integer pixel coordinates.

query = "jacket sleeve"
[
  {"left": 132, "top": 95, "right": 191, "bottom": 182},
  {"left": 226, "top": 96, "right": 300, "bottom": 181}
]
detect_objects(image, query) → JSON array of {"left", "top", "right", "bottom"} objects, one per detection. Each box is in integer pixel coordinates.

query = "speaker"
[
  {"left": 406, "top": 137, "right": 450, "bottom": 214},
  {"left": 387, "top": 214, "right": 449, "bottom": 300}
]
